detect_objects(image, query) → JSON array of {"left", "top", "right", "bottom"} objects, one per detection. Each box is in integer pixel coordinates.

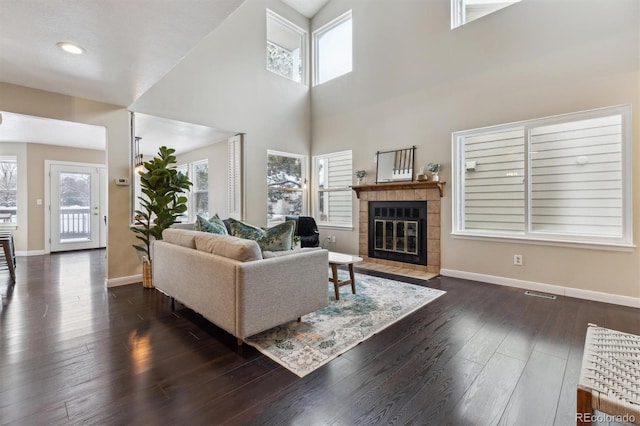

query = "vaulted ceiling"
[{"left": 0, "top": 0, "right": 328, "bottom": 149}]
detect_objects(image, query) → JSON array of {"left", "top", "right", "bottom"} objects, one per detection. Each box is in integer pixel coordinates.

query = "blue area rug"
[{"left": 245, "top": 272, "right": 445, "bottom": 377}]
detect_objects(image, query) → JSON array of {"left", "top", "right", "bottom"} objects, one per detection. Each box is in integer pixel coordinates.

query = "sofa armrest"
[{"left": 235, "top": 249, "right": 329, "bottom": 338}]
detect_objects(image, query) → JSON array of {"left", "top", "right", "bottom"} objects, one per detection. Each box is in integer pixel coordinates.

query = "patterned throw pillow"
[
  {"left": 227, "top": 218, "right": 296, "bottom": 252},
  {"left": 227, "top": 218, "right": 265, "bottom": 241},
  {"left": 194, "top": 214, "right": 228, "bottom": 235},
  {"left": 208, "top": 214, "right": 229, "bottom": 233},
  {"left": 257, "top": 220, "right": 296, "bottom": 252}
]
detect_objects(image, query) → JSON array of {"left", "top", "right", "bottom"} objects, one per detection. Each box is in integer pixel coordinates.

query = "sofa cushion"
[
  {"left": 194, "top": 233, "right": 263, "bottom": 262},
  {"left": 194, "top": 214, "right": 228, "bottom": 235},
  {"left": 256, "top": 220, "right": 296, "bottom": 251},
  {"left": 162, "top": 228, "right": 201, "bottom": 249},
  {"left": 263, "top": 247, "right": 321, "bottom": 259}
]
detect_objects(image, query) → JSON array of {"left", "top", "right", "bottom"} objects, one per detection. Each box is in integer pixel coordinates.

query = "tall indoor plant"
[{"left": 132, "top": 146, "right": 191, "bottom": 288}]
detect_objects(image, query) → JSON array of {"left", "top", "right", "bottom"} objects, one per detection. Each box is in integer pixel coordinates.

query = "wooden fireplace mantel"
[{"left": 351, "top": 180, "right": 445, "bottom": 199}]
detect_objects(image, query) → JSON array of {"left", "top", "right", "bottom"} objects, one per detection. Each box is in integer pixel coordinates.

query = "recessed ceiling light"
[{"left": 57, "top": 42, "right": 85, "bottom": 55}]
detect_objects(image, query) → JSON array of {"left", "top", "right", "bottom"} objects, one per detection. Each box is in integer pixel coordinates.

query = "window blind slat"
[
  {"left": 463, "top": 128, "right": 525, "bottom": 232},
  {"left": 455, "top": 107, "right": 629, "bottom": 244}
]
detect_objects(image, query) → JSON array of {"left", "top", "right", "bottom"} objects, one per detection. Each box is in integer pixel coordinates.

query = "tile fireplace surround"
[{"left": 352, "top": 181, "right": 444, "bottom": 274}]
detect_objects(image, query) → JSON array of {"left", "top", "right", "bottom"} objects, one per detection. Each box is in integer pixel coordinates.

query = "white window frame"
[
  {"left": 0, "top": 156, "right": 18, "bottom": 228},
  {"left": 451, "top": 0, "right": 522, "bottom": 29},
  {"left": 176, "top": 159, "right": 208, "bottom": 223},
  {"left": 312, "top": 10, "right": 353, "bottom": 86},
  {"left": 267, "top": 150, "right": 308, "bottom": 225},
  {"left": 266, "top": 9, "right": 306, "bottom": 84},
  {"left": 452, "top": 105, "right": 633, "bottom": 249},
  {"left": 191, "top": 159, "right": 209, "bottom": 221},
  {"left": 313, "top": 150, "right": 353, "bottom": 229}
]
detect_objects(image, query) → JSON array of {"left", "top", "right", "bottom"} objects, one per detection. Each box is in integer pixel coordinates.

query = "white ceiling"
[
  {"left": 0, "top": 0, "right": 246, "bottom": 107},
  {"left": 0, "top": 0, "right": 324, "bottom": 151},
  {"left": 0, "top": 111, "right": 106, "bottom": 150},
  {"left": 0, "top": 111, "right": 234, "bottom": 155},
  {"left": 134, "top": 113, "right": 234, "bottom": 156},
  {"left": 280, "top": 0, "right": 329, "bottom": 18}
]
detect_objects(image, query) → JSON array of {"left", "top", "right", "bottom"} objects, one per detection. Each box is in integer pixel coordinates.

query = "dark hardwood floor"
[{"left": 1, "top": 250, "right": 638, "bottom": 425}]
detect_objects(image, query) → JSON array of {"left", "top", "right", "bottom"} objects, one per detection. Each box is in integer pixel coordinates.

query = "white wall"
[
  {"left": 131, "top": 0, "right": 311, "bottom": 227},
  {"left": 176, "top": 141, "right": 229, "bottom": 219},
  {"left": 0, "top": 83, "right": 135, "bottom": 282},
  {"left": 310, "top": 0, "right": 640, "bottom": 298}
]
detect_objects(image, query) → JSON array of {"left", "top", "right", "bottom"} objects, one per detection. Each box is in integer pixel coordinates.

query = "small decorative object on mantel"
[
  {"left": 376, "top": 146, "right": 415, "bottom": 183},
  {"left": 427, "top": 162, "right": 441, "bottom": 182},
  {"left": 416, "top": 166, "right": 427, "bottom": 181},
  {"left": 355, "top": 170, "right": 368, "bottom": 185}
]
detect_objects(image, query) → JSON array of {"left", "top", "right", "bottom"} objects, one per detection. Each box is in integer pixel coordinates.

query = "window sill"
[
  {"left": 318, "top": 223, "right": 354, "bottom": 231},
  {"left": 450, "top": 232, "right": 635, "bottom": 252},
  {"left": 0, "top": 224, "right": 18, "bottom": 231}
]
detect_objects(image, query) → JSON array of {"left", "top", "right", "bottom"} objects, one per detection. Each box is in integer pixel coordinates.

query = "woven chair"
[{"left": 577, "top": 324, "right": 640, "bottom": 425}]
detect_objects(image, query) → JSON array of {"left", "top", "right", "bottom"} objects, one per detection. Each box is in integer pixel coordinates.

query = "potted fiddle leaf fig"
[{"left": 131, "top": 146, "right": 192, "bottom": 288}]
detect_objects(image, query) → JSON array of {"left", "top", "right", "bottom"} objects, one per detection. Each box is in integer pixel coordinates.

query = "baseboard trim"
[
  {"left": 440, "top": 269, "right": 640, "bottom": 309},
  {"left": 106, "top": 274, "right": 141, "bottom": 288},
  {"left": 15, "top": 250, "right": 46, "bottom": 257}
]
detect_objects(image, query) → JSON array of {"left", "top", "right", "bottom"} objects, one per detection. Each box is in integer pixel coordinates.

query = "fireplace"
[
  {"left": 353, "top": 181, "right": 443, "bottom": 274},
  {"left": 368, "top": 201, "right": 427, "bottom": 266}
]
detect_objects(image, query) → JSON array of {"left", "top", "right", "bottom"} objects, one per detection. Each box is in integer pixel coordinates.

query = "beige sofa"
[{"left": 153, "top": 229, "right": 329, "bottom": 343}]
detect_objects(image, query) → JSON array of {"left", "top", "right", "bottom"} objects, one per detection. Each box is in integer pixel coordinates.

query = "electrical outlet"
[
  {"left": 513, "top": 254, "right": 523, "bottom": 266},
  {"left": 330, "top": 235, "right": 336, "bottom": 243}
]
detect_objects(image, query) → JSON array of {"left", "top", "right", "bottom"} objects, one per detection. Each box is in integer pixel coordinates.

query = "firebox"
[{"left": 368, "top": 201, "right": 427, "bottom": 266}]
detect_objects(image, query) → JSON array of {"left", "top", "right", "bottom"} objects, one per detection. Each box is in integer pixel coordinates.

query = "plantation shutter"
[
  {"left": 327, "top": 152, "right": 352, "bottom": 225},
  {"left": 462, "top": 128, "right": 525, "bottom": 232},
  {"left": 227, "top": 134, "right": 243, "bottom": 220},
  {"left": 530, "top": 115, "right": 622, "bottom": 237}
]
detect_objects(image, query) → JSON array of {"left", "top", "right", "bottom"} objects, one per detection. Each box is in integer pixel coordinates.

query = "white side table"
[{"left": 328, "top": 252, "right": 363, "bottom": 300}]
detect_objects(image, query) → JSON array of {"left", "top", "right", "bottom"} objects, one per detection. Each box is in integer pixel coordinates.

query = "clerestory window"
[
  {"left": 313, "top": 10, "right": 352, "bottom": 86},
  {"left": 452, "top": 0, "right": 521, "bottom": 29},
  {"left": 267, "top": 9, "right": 305, "bottom": 83}
]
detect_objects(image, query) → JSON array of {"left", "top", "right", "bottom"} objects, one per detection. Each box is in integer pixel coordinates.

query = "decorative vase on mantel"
[
  {"left": 427, "top": 163, "right": 441, "bottom": 183},
  {"left": 355, "top": 170, "right": 367, "bottom": 186}
]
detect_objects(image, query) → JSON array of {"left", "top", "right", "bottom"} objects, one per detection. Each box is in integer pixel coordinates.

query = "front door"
[{"left": 50, "top": 164, "right": 105, "bottom": 252}]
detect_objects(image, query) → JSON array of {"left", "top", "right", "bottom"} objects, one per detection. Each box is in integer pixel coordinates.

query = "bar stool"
[{"left": 0, "top": 231, "right": 16, "bottom": 281}]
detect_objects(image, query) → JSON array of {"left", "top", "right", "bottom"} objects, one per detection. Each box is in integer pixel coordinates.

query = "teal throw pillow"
[
  {"left": 227, "top": 218, "right": 296, "bottom": 251},
  {"left": 228, "top": 218, "right": 265, "bottom": 241},
  {"left": 256, "top": 220, "right": 296, "bottom": 251},
  {"left": 208, "top": 214, "right": 229, "bottom": 233},
  {"left": 194, "top": 214, "right": 228, "bottom": 235}
]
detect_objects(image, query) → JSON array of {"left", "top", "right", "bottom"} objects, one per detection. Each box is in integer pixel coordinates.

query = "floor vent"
[{"left": 524, "top": 290, "right": 557, "bottom": 300}]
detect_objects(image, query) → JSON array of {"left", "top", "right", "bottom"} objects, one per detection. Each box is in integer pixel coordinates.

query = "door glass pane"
[{"left": 59, "top": 172, "right": 91, "bottom": 242}]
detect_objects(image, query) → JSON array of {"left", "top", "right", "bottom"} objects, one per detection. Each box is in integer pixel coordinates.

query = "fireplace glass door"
[{"left": 374, "top": 220, "right": 418, "bottom": 255}]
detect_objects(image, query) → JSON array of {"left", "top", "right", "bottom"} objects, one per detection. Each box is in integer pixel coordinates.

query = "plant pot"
[{"left": 142, "top": 257, "right": 153, "bottom": 289}]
